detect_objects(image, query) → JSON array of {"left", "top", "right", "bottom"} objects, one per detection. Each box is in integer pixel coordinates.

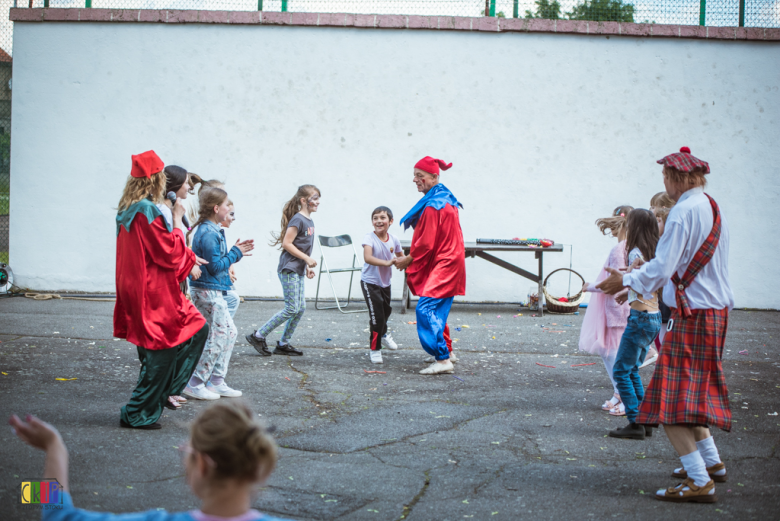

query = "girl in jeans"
[
  {"left": 247, "top": 185, "right": 320, "bottom": 357},
  {"left": 608, "top": 209, "right": 662, "bottom": 440},
  {"left": 184, "top": 187, "right": 254, "bottom": 400}
]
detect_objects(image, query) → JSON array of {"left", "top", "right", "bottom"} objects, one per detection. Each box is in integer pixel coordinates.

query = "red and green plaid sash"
[{"left": 671, "top": 194, "right": 721, "bottom": 318}]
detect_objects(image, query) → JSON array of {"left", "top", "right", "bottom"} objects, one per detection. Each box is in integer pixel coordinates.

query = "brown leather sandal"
[
  {"left": 672, "top": 462, "right": 727, "bottom": 483},
  {"left": 655, "top": 478, "right": 717, "bottom": 503}
]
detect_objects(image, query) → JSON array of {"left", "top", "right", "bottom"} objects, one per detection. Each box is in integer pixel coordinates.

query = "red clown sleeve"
[
  {"left": 138, "top": 217, "right": 197, "bottom": 273},
  {"left": 406, "top": 207, "right": 439, "bottom": 296}
]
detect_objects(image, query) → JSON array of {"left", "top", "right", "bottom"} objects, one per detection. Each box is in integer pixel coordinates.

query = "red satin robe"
[
  {"left": 407, "top": 205, "right": 466, "bottom": 298},
  {"left": 113, "top": 213, "right": 205, "bottom": 351}
]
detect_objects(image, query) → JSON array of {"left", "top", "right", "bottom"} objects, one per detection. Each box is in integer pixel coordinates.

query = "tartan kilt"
[{"left": 637, "top": 307, "right": 731, "bottom": 431}]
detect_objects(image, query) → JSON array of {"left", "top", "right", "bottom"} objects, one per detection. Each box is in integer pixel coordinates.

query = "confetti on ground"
[
  {"left": 55, "top": 378, "right": 77, "bottom": 381},
  {"left": 364, "top": 370, "right": 387, "bottom": 374},
  {"left": 455, "top": 327, "right": 462, "bottom": 331},
  {"left": 571, "top": 363, "right": 598, "bottom": 367},
  {"left": 536, "top": 363, "right": 556, "bottom": 368},
  {"left": 1, "top": 372, "right": 7, "bottom": 375},
  {"left": 461, "top": 325, "right": 470, "bottom": 328},
  {"left": 284, "top": 377, "right": 290, "bottom": 381},
  {"left": 453, "top": 375, "right": 465, "bottom": 382},
  {"left": 407, "top": 321, "right": 417, "bottom": 325},
  {"left": 325, "top": 338, "right": 332, "bottom": 341},
  {"left": 739, "top": 350, "right": 748, "bottom": 355}
]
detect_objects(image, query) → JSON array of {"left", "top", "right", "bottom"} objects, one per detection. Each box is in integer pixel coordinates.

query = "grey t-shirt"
[{"left": 277, "top": 213, "right": 315, "bottom": 276}]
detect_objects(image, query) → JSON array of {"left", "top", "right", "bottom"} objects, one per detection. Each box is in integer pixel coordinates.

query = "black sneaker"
[
  {"left": 273, "top": 341, "right": 303, "bottom": 356},
  {"left": 644, "top": 425, "right": 654, "bottom": 437},
  {"left": 608, "top": 422, "right": 646, "bottom": 440},
  {"left": 246, "top": 333, "right": 272, "bottom": 356},
  {"left": 120, "top": 419, "right": 162, "bottom": 430}
]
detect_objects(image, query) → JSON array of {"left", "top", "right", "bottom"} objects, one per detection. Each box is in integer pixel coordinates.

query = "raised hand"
[
  {"left": 235, "top": 238, "right": 255, "bottom": 256},
  {"left": 9, "top": 414, "right": 62, "bottom": 452}
]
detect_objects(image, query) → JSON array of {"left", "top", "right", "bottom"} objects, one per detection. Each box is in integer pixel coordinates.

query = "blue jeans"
[
  {"left": 416, "top": 296, "right": 453, "bottom": 361},
  {"left": 257, "top": 271, "right": 306, "bottom": 344},
  {"left": 613, "top": 309, "right": 662, "bottom": 423},
  {"left": 224, "top": 289, "right": 239, "bottom": 319}
]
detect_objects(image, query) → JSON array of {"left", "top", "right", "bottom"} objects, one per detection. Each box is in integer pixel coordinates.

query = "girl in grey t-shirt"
[{"left": 246, "top": 185, "right": 321, "bottom": 357}]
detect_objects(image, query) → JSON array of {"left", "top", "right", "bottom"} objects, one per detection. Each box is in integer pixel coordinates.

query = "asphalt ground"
[{"left": 1, "top": 297, "right": 778, "bottom": 520}]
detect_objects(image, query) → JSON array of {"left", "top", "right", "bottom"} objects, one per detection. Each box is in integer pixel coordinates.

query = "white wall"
[{"left": 10, "top": 21, "right": 780, "bottom": 307}]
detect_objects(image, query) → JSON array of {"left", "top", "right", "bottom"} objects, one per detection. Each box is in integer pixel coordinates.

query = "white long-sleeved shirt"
[{"left": 622, "top": 187, "right": 734, "bottom": 311}]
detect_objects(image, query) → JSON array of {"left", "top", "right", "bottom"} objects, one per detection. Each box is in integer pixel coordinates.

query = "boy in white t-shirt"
[{"left": 360, "top": 206, "right": 406, "bottom": 364}]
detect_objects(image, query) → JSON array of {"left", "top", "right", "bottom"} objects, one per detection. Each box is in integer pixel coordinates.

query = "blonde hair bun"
[{"left": 190, "top": 401, "right": 277, "bottom": 483}]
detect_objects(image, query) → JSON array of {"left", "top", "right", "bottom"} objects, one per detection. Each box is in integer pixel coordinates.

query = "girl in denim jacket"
[{"left": 184, "top": 187, "right": 254, "bottom": 400}]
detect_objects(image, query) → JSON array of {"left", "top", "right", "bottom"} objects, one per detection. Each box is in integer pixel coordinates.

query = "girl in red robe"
[{"left": 113, "top": 150, "right": 208, "bottom": 430}]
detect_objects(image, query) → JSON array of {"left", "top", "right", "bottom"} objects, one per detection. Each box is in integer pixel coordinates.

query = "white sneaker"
[
  {"left": 419, "top": 360, "right": 454, "bottom": 375},
  {"left": 381, "top": 334, "right": 398, "bottom": 350},
  {"left": 370, "top": 350, "right": 383, "bottom": 364},
  {"left": 424, "top": 352, "right": 458, "bottom": 364},
  {"left": 206, "top": 382, "right": 243, "bottom": 397},
  {"left": 182, "top": 384, "right": 220, "bottom": 400}
]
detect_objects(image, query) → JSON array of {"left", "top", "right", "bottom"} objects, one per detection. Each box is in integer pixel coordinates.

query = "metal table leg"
[{"left": 536, "top": 250, "right": 544, "bottom": 316}]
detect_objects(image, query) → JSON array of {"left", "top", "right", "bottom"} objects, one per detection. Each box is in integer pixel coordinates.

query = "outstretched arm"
[{"left": 9, "top": 414, "right": 69, "bottom": 493}]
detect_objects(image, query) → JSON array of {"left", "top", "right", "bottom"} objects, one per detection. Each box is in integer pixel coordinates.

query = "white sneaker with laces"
[
  {"left": 370, "top": 350, "right": 384, "bottom": 364},
  {"left": 381, "top": 334, "right": 398, "bottom": 350},
  {"left": 206, "top": 382, "right": 243, "bottom": 397},
  {"left": 182, "top": 384, "right": 220, "bottom": 401},
  {"left": 419, "top": 360, "right": 454, "bottom": 375}
]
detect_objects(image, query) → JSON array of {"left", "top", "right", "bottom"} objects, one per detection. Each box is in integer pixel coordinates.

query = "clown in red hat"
[{"left": 397, "top": 156, "right": 466, "bottom": 375}]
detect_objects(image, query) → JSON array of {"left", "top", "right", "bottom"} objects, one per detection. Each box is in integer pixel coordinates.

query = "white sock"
[
  {"left": 209, "top": 376, "right": 224, "bottom": 386},
  {"left": 188, "top": 375, "right": 204, "bottom": 389},
  {"left": 696, "top": 436, "right": 724, "bottom": 473},
  {"left": 253, "top": 331, "right": 264, "bottom": 339},
  {"left": 680, "top": 450, "right": 710, "bottom": 487}
]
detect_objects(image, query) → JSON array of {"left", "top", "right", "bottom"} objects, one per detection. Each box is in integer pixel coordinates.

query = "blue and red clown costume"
[{"left": 400, "top": 157, "right": 466, "bottom": 361}]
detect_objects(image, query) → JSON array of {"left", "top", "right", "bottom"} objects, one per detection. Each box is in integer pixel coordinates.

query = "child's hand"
[
  {"left": 615, "top": 292, "right": 628, "bottom": 305},
  {"left": 195, "top": 256, "right": 209, "bottom": 266},
  {"left": 306, "top": 268, "right": 315, "bottom": 279},
  {"left": 229, "top": 266, "right": 237, "bottom": 283},
  {"left": 582, "top": 282, "right": 589, "bottom": 292},
  {"left": 305, "top": 257, "right": 318, "bottom": 269},
  {"left": 9, "top": 414, "right": 63, "bottom": 452},
  {"left": 386, "top": 258, "right": 397, "bottom": 267},
  {"left": 630, "top": 258, "right": 645, "bottom": 270},
  {"left": 235, "top": 239, "right": 255, "bottom": 256},
  {"left": 190, "top": 265, "right": 202, "bottom": 280}
]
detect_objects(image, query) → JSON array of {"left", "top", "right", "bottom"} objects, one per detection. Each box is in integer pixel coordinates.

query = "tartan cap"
[{"left": 657, "top": 146, "right": 710, "bottom": 174}]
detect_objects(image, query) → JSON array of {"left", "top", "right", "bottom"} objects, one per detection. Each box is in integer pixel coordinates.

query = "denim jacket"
[{"left": 189, "top": 220, "right": 243, "bottom": 291}]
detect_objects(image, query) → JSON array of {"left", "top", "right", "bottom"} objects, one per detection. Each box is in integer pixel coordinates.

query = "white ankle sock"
[
  {"left": 253, "top": 331, "right": 264, "bottom": 339},
  {"left": 209, "top": 376, "right": 224, "bottom": 386},
  {"left": 680, "top": 450, "right": 710, "bottom": 487},
  {"left": 188, "top": 375, "right": 204, "bottom": 389},
  {"left": 696, "top": 436, "right": 725, "bottom": 473}
]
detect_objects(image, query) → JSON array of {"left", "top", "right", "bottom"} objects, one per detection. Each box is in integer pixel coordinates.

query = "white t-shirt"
[{"left": 360, "top": 232, "right": 402, "bottom": 288}]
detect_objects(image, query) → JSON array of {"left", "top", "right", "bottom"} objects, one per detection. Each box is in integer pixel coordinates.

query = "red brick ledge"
[{"left": 10, "top": 8, "right": 780, "bottom": 41}]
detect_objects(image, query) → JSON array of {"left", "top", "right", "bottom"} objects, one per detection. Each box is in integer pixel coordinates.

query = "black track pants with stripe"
[{"left": 360, "top": 280, "right": 392, "bottom": 351}]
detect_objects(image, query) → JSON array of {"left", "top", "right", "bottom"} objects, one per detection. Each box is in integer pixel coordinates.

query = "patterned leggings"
[
  {"left": 190, "top": 288, "right": 237, "bottom": 384},
  {"left": 257, "top": 271, "right": 306, "bottom": 344}
]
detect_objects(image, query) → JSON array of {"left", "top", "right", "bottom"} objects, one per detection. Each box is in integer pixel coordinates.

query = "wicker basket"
[{"left": 542, "top": 268, "right": 585, "bottom": 314}]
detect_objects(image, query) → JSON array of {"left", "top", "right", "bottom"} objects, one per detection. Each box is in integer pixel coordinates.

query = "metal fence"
[{"left": 0, "top": 0, "right": 777, "bottom": 263}]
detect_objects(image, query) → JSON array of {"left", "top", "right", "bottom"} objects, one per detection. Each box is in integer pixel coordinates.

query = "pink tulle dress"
[{"left": 579, "top": 241, "right": 630, "bottom": 356}]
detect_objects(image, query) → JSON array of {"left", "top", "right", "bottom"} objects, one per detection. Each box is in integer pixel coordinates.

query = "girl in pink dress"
[{"left": 579, "top": 206, "right": 632, "bottom": 415}]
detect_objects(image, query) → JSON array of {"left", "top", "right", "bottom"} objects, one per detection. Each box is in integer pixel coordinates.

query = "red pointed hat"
[
  {"left": 131, "top": 150, "right": 165, "bottom": 178},
  {"left": 415, "top": 156, "right": 452, "bottom": 176},
  {"left": 657, "top": 146, "right": 710, "bottom": 174}
]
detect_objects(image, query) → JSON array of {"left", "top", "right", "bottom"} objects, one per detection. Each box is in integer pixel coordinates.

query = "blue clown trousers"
[{"left": 416, "top": 296, "right": 454, "bottom": 361}]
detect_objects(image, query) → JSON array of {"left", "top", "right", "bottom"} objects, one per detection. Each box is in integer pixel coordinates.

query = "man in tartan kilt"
[{"left": 599, "top": 147, "right": 734, "bottom": 504}]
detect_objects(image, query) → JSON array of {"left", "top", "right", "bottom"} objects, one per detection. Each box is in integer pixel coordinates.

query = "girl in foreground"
[{"left": 9, "top": 401, "right": 290, "bottom": 521}]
